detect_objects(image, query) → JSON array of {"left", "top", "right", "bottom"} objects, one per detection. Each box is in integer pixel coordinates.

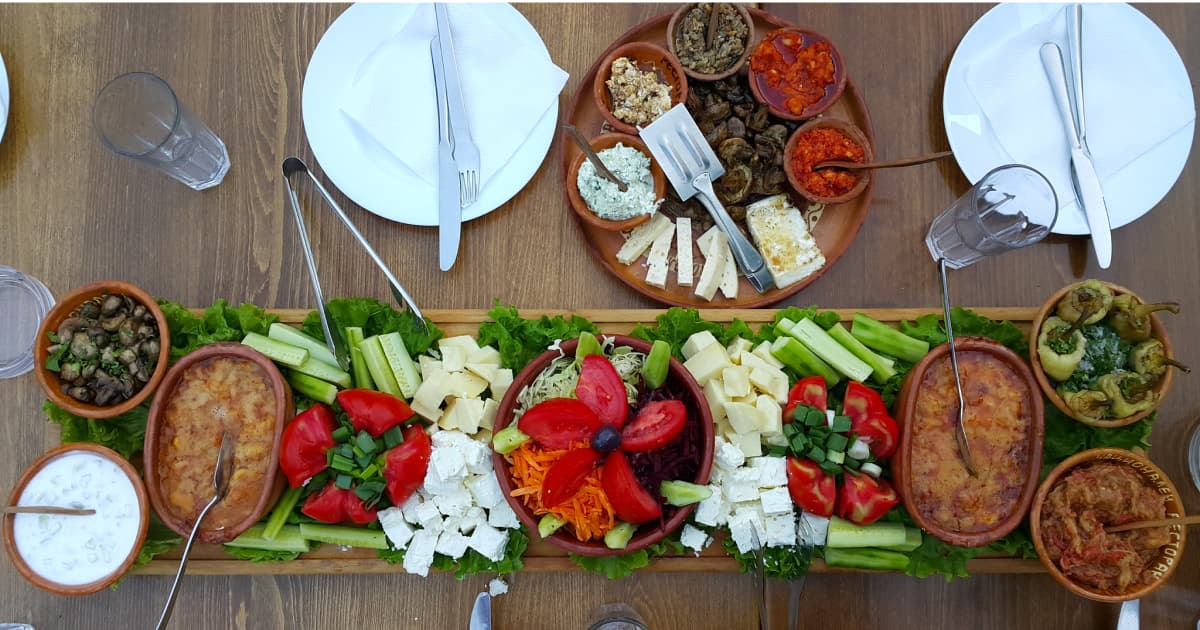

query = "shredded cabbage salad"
[{"left": 513, "top": 344, "right": 645, "bottom": 419}]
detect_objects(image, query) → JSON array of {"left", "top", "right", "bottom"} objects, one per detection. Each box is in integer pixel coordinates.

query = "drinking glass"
[
  {"left": 93, "top": 72, "right": 229, "bottom": 190},
  {"left": 587, "top": 603, "right": 648, "bottom": 630},
  {"left": 925, "top": 164, "right": 1058, "bottom": 269},
  {"left": 0, "top": 266, "right": 55, "bottom": 379}
]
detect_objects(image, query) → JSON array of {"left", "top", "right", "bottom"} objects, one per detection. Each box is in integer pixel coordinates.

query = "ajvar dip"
[
  {"left": 750, "top": 29, "right": 837, "bottom": 116},
  {"left": 789, "top": 127, "right": 865, "bottom": 198}
]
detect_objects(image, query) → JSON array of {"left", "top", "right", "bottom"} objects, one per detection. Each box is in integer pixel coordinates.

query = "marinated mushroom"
[{"left": 45, "top": 293, "right": 160, "bottom": 406}]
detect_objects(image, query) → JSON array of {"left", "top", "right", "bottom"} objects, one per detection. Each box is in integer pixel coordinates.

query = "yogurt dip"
[{"left": 12, "top": 450, "right": 142, "bottom": 586}]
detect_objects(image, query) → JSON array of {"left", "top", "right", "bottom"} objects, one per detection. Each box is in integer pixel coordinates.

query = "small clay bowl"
[
  {"left": 1030, "top": 448, "right": 1186, "bottom": 602},
  {"left": 747, "top": 27, "right": 847, "bottom": 121},
  {"left": 3, "top": 443, "right": 149, "bottom": 595},
  {"left": 492, "top": 335, "right": 714, "bottom": 557},
  {"left": 784, "top": 117, "right": 874, "bottom": 205},
  {"left": 893, "top": 337, "right": 1044, "bottom": 548},
  {"left": 567, "top": 132, "right": 666, "bottom": 232},
  {"left": 33, "top": 280, "right": 171, "bottom": 420},
  {"left": 1030, "top": 281, "right": 1175, "bottom": 428},
  {"left": 666, "top": 3, "right": 755, "bottom": 81},
  {"left": 593, "top": 41, "right": 689, "bottom": 135},
  {"left": 144, "top": 342, "right": 292, "bottom": 544}
]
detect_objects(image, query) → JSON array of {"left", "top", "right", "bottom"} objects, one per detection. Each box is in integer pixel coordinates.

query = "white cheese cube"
[
  {"left": 463, "top": 440, "right": 492, "bottom": 475},
  {"left": 682, "top": 330, "right": 719, "bottom": 360},
  {"left": 487, "top": 500, "right": 521, "bottom": 529},
  {"left": 693, "top": 485, "right": 724, "bottom": 526},
  {"left": 418, "top": 355, "right": 444, "bottom": 381},
  {"left": 730, "top": 431, "right": 762, "bottom": 458},
  {"left": 749, "top": 366, "right": 789, "bottom": 404},
  {"left": 694, "top": 230, "right": 729, "bottom": 301},
  {"left": 724, "top": 402, "right": 763, "bottom": 435},
  {"left": 726, "top": 337, "right": 753, "bottom": 360},
  {"left": 724, "top": 482, "right": 759, "bottom": 504},
  {"left": 709, "top": 465, "right": 726, "bottom": 486},
  {"left": 718, "top": 241, "right": 738, "bottom": 299},
  {"left": 799, "top": 512, "right": 830, "bottom": 546},
  {"left": 488, "top": 577, "right": 509, "bottom": 597},
  {"left": 722, "top": 365, "right": 751, "bottom": 398},
  {"left": 435, "top": 530, "right": 471, "bottom": 559},
  {"left": 467, "top": 345, "right": 502, "bottom": 368},
  {"left": 714, "top": 439, "right": 745, "bottom": 470},
  {"left": 644, "top": 218, "right": 675, "bottom": 289},
  {"left": 752, "top": 341, "right": 786, "bottom": 369},
  {"left": 461, "top": 506, "right": 486, "bottom": 534},
  {"left": 697, "top": 225, "right": 720, "bottom": 253},
  {"left": 764, "top": 514, "right": 796, "bottom": 548},
  {"left": 684, "top": 341, "right": 733, "bottom": 386},
  {"left": 616, "top": 212, "right": 674, "bottom": 265},
  {"left": 729, "top": 467, "right": 761, "bottom": 486},
  {"left": 379, "top": 507, "right": 415, "bottom": 549},
  {"left": 415, "top": 501, "right": 444, "bottom": 532},
  {"left": 466, "top": 472, "right": 505, "bottom": 509},
  {"left": 490, "top": 369, "right": 514, "bottom": 401},
  {"left": 676, "top": 217, "right": 693, "bottom": 287},
  {"left": 434, "top": 489, "right": 472, "bottom": 518},
  {"left": 400, "top": 494, "right": 424, "bottom": 524},
  {"left": 465, "top": 362, "right": 499, "bottom": 384},
  {"left": 755, "top": 394, "right": 782, "bottom": 437},
  {"left": 680, "top": 524, "right": 710, "bottom": 554},
  {"left": 430, "top": 446, "right": 467, "bottom": 482},
  {"left": 412, "top": 368, "right": 451, "bottom": 420},
  {"left": 728, "top": 511, "right": 764, "bottom": 554},
  {"left": 444, "top": 371, "right": 489, "bottom": 400},
  {"left": 745, "top": 194, "right": 826, "bottom": 289},
  {"left": 703, "top": 379, "right": 730, "bottom": 424},
  {"left": 750, "top": 456, "right": 789, "bottom": 488},
  {"left": 478, "top": 398, "right": 499, "bottom": 432},
  {"left": 759, "top": 487, "right": 793, "bottom": 515},
  {"left": 441, "top": 515, "right": 463, "bottom": 534},
  {"left": 431, "top": 429, "right": 471, "bottom": 450},
  {"left": 402, "top": 530, "right": 438, "bottom": 577},
  {"left": 467, "top": 523, "right": 510, "bottom": 562},
  {"left": 440, "top": 345, "right": 469, "bottom": 373}
]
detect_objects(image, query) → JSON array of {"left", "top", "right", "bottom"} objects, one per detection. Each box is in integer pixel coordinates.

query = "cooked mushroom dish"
[{"left": 45, "top": 294, "right": 160, "bottom": 406}]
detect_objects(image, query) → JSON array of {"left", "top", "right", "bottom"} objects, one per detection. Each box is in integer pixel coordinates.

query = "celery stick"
[
  {"left": 770, "top": 336, "right": 840, "bottom": 386},
  {"left": 268, "top": 323, "right": 339, "bottom": 368},
  {"left": 823, "top": 547, "right": 909, "bottom": 571},
  {"left": 827, "top": 323, "right": 897, "bottom": 382},
  {"left": 850, "top": 313, "right": 930, "bottom": 363},
  {"left": 299, "top": 523, "right": 389, "bottom": 549},
  {"left": 360, "top": 335, "right": 402, "bottom": 397},
  {"left": 242, "top": 332, "right": 308, "bottom": 367},
  {"left": 345, "top": 327, "right": 374, "bottom": 390},
  {"left": 287, "top": 370, "right": 338, "bottom": 405},
  {"left": 226, "top": 524, "right": 310, "bottom": 553},
  {"left": 786, "top": 319, "right": 874, "bottom": 383},
  {"left": 263, "top": 486, "right": 303, "bottom": 540}
]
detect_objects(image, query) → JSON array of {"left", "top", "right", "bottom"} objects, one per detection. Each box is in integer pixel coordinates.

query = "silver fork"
[{"left": 434, "top": 3, "right": 479, "bottom": 207}]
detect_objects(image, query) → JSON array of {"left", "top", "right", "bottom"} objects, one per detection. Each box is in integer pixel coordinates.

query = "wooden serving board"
[{"left": 84, "top": 307, "right": 1043, "bottom": 577}]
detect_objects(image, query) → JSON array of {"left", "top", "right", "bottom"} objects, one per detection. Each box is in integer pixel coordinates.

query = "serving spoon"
[
  {"left": 1106, "top": 514, "right": 1200, "bottom": 534},
  {"left": 156, "top": 432, "right": 234, "bottom": 630},
  {"left": 814, "top": 150, "right": 954, "bottom": 171},
  {"left": 563, "top": 124, "right": 627, "bottom": 192}
]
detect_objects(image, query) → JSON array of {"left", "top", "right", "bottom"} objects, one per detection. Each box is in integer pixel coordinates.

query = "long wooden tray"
[{"left": 66, "top": 307, "right": 1044, "bottom": 576}]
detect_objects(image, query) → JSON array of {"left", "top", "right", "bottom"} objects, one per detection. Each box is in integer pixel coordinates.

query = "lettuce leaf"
[
  {"left": 721, "top": 536, "right": 812, "bottom": 580},
  {"left": 222, "top": 547, "right": 303, "bottom": 563},
  {"left": 158, "top": 299, "right": 278, "bottom": 363},
  {"left": 1041, "top": 406, "right": 1154, "bottom": 478},
  {"left": 477, "top": 303, "right": 599, "bottom": 370},
  {"left": 377, "top": 528, "right": 529, "bottom": 579},
  {"left": 133, "top": 514, "right": 183, "bottom": 568},
  {"left": 302, "top": 297, "right": 441, "bottom": 357},
  {"left": 628, "top": 307, "right": 754, "bottom": 360},
  {"left": 899, "top": 308, "right": 1026, "bottom": 357},
  {"left": 44, "top": 400, "right": 147, "bottom": 460},
  {"left": 570, "top": 537, "right": 683, "bottom": 579}
]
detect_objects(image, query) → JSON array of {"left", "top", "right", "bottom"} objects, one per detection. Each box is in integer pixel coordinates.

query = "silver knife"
[
  {"left": 469, "top": 592, "right": 492, "bottom": 630},
  {"left": 1040, "top": 42, "right": 1112, "bottom": 269},
  {"left": 1117, "top": 598, "right": 1139, "bottom": 630},
  {"left": 431, "top": 35, "right": 460, "bottom": 272}
]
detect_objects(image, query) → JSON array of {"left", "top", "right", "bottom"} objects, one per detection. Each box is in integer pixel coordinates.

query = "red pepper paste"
[
  {"left": 750, "top": 30, "right": 837, "bottom": 116},
  {"left": 790, "top": 127, "right": 865, "bottom": 198}
]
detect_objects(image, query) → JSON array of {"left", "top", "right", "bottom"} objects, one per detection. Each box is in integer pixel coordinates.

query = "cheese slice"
[
  {"left": 616, "top": 212, "right": 673, "bottom": 265},
  {"left": 697, "top": 225, "right": 720, "bottom": 254},
  {"left": 644, "top": 218, "right": 675, "bottom": 288},
  {"left": 745, "top": 194, "right": 825, "bottom": 289},
  {"left": 718, "top": 240, "right": 738, "bottom": 299},
  {"left": 694, "top": 230, "right": 728, "bottom": 301},
  {"left": 676, "top": 217, "right": 693, "bottom": 286}
]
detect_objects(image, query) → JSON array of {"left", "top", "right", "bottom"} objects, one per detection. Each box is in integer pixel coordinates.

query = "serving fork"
[{"left": 434, "top": 3, "right": 479, "bottom": 207}]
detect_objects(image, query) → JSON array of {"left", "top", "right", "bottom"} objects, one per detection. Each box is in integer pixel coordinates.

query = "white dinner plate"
[
  {"left": 303, "top": 3, "right": 558, "bottom": 226},
  {"left": 943, "top": 3, "right": 1194, "bottom": 235},
  {"left": 0, "top": 49, "right": 10, "bottom": 146}
]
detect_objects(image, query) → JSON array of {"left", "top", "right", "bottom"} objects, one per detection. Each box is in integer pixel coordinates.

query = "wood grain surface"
[{"left": 0, "top": 3, "right": 1196, "bottom": 629}]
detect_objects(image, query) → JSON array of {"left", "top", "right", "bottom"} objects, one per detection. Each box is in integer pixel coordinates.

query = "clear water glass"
[
  {"left": 0, "top": 267, "right": 55, "bottom": 379},
  {"left": 587, "top": 603, "right": 648, "bottom": 630},
  {"left": 926, "top": 164, "right": 1058, "bottom": 269},
  {"left": 93, "top": 72, "right": 229, "bottom": 190}
]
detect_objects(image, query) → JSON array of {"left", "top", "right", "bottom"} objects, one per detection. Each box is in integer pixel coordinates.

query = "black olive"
[{"left": 590, "top": 425, "right": 622, "bottom": 454}]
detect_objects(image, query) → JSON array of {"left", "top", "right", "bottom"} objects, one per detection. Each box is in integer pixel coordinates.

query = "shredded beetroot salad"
[{"left": 627, "top": 381, "right": 704, "bottom": 529}]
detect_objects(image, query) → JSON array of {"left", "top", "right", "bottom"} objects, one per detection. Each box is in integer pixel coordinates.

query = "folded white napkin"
[
  {"left": 965, "top": 4, "right": 1194, "bottom": 219},
  {"left": 340, "top": 3, "right": 568, "bottom": 191}
]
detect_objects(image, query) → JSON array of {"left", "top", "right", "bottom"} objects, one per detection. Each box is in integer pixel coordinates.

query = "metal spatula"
[{"left": 640, "top": 104, "right": 774, "bottom": 293}]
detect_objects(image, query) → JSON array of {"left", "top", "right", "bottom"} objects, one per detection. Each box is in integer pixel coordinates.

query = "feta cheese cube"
[
  {"left": 423, "top": 470, "right": 465, "bottom": 497},
  {"left": 724, "top": 402, "right": 762, "bottom": 434},
  {"left": 487, "top": 500, "right": 521, "bottom": 529},
  {"left": 461, "top": 506, "right": 486, "bottom": 534},
  {"left": 798, "top": 512, "right": 830, "bottom": 546},
  {"left": 722, "top": 365, "right": 751, "bottom": 398},
  {"left": 488, "top": 577, "right": 509, "bottom": 597},
  {"left": 414, "top": 501, "right": 444, "bottom": 531},
  {"left": 402, "top": 530, "right": 438, "bottom": 577},
  {"left": 749, "top": 456, "right": 788, "bottom": 488},
  {"left": 709, "top": 465, "right": 726, "bottom": 486},
  {"left": 435, "top": 530, "right": 471, "bottom": 559},
  {"left": 682, "top": 331, "right": 719, "bottom": 360},
  {"left": 431, "top": 447, "right": 467, "bottom": 482},
  {"left": 729, "top": 467, "right": 762, "bottom": 486},
  {"left": 433, "top": 489, "right": 472, "bottom": 518},
  {"left": 478, "top": 398, "right": 499, "bottom": 432},
  {"left": 714, "top": 439, "right": 745, "bottom": 470},
  {"left": 724, "top": 482, "right": 759, "bottom": 504},
  {"left": 693, "top": 485, "right": 724, "bottom": 526},
  {"left": 764, "top": 514, "right": 796, "bottom": 548},
  {"left": 400, "top": 494, "right": 424, "bottom": 524},
  {"left": 379, "top": 507, "right": 414, "bottom": 549},
  {"left": 466, "top": 472, "right": 505, "bottom": 509},
  {"left": 680, "top": 524, "right": 710, "bottom": 554},
  {"left": 467, "top": 523, "right": 510, "bottom": 562},
  {"left": 431, "top": 429, "right": 471, "bottom": 449},
  {"left": 759, "top": 487, "right": 792, "bottom": 515},
  {"left": 463, "top": 440, "right": 492, "bottom": 474},
  {"left": 728, "top": 511, "right": 764, "bottom": 554}
]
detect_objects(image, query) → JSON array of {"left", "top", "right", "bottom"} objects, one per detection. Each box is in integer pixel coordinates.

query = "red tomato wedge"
[
  {"left": 783, "top": 375, "right": 828, "bottom": 423},
  {"left": 540, "top": 447, "right": 601, "bottom": 508},
  {"left": 575, "top": 355, "right": 629, "bottom": 428},
  {"left": 383, "top": 424, "right": 432, "bottom": 506},
  {"left": 300, "top": 484, "right": 378, "bottom": 524},
  {"left": 337, "top": 388, "right": 416, "bottom": 437},
  {"left": 620, "top": 400, "right": 687, "bottom": 452},
  {"left": 343, "top": 489, "right": 380, "bottom": 525},
  {"left": 518, "top": 398, "right": 602, "bottom": 449},
  {"left": 601, "top": 451, "right": 662, "bottom": 524},
  {"left": 852, "top": 412, "right": 899, "bottom": 460},
  {"left": 836, "top": 472, "right": 899, "bottom": 526},
  {"left": 279, "top": 403, "right": 337, "bottom": 488},
  {"left": 786, "top": 456, "right": 836, "bottom": 517},
  {"left": 842, "top": 381, "right": 887, "bottom": 424}
]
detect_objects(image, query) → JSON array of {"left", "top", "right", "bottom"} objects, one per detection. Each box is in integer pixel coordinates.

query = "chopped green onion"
[
  {"left": 357, "top": 463, "right": 379, "bottom": 480},
  {"left": 331, "top": 426, "right": 351, "bottom": 442},
  {"left": 826, "top": 433, "right": 849, "bottom": 453},
  {"left": 831, "top": 415, "right": 852, "bottom": 433},
  {"left": 819, "top": 461, "right": 842, "bottom": 475},
  {"left": 337, "top": 444, "right": 354, "bottom": 459},
  {"left": 330, "top": 454, "right": 355, "bottom": 472},
  {"left": 383, "top": 426, "right": 405, "bottom": 449},
  {"left": 354, "top": 481, "right": 385, "bottom": 501},
  {"left": 334, "top": 474, "right": 353, "bottom": 489},
  {"left": 807, "top": 446, "right": 826, "bottom": 463},
  {"left": 356, "top": 431, "right": 377, "bottom": 454}
]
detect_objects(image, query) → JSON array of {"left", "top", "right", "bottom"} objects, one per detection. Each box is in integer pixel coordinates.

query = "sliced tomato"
[
  {"left": 785, "top": 456, "right": 836, "bottom": 517},
  {"left": 518, "top": 398, "right": 602, "bottom": 449},
  {"left": 279, "top": 403, "right": 337, "bottom": 488},
  {"left": 575, "top": 355, "right": 630, "bottom": 428},
  {"left": 343, "top": 490, "right": 379, "bottom": 524},
  {"left": 337, "top": 388, "right": 415, "bottom": 437},
  {"left": 383, "top": 425, "right": 432, "bottom": 505},
  {"left": 600, "top": 451, "right": 662, "bottom": 524},
  {"left": 842, "top": 381, "right": 888, "bottom": 424},
  {"left": 852, "top": 411, "right": 899, "bottom": 460},
  {"left": 300, "top": 483, "right": 347, "bottom": 523},
  {"left": 836, "top": 472, "right": 899, "bottom": 526},
  {"left": 540, "top": 447, "right": 601, "bottom": 508},
  {"left": 783, "top": 376, "right": 828, "bottom": 423},
  {"left": 620, "top": 400, "right": 687, "bottom": 452}
]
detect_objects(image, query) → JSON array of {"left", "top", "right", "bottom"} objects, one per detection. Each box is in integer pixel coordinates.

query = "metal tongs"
[
  {"left": 282, "top": 156, "right": 428, "bottom": 370},
  {"left": 938, "top": 259, "right": 976, "bottom": 476}
]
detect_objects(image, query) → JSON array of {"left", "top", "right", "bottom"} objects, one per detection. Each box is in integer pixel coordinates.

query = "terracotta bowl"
[
  {"left": 144, "top": 343, "right": 292, "bottom": 544},
  {"left": 567, "top": 132, "right": 667, "bottom": 232},
  {"left": 783, "top": 117, "right": 874, "bottom": 205},
  {"left": 1030, "top": 281, "right": 1175, "bottom": 428},
  {"left": 592, "top": 41, "right": 689, "bottom": 135},
  {"left": 1030, "top": 448, "right": 1186, "bottom": 602},
  {"left": 747, "top": 27, "right": 847, "bottom": 121},
  {"left": 666, "top": 3, "right": 755, "bottom": 81},
  {"left": 3, "top": 443, "right": 149, "bottom": 595},
  {"left": 491, "top": 335, "right": 714, "bottom": 557},
  {"left": 893, "top": 337, "right": 1044, "bottom": 548},
  {"left": 33, "top": 280, "right": 171, "bottom": 419}
]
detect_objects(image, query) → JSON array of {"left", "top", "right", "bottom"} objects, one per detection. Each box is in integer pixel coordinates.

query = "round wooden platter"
[{"left": 562, "top": 8, "right": 876, "bottom": 308}]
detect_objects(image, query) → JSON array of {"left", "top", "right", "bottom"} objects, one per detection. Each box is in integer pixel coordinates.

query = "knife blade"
[
  {"left": 1116, "top": 598, "right": 1139, "bottom": 630},
  {"left": 469, "top": 592, "right": 491, "bottom": 630},
  {"left": 1040, "top": 42, "right": 1112, "bottom": 269},
  {"left": 433, "top": 4, "right": 477, "bottom": 170},
  {"left": 431, "top": 35, "right": 460, "bottom": 272}
]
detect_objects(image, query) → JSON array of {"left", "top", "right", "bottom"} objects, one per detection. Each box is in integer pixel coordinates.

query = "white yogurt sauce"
[{"left": 13, "top": 451, "right": 141, "bottom": 585}]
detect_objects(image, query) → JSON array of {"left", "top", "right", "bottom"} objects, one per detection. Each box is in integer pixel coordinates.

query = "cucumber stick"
[
  {"left": 604, "top": 522, "right": 637, "bottom": 549},
  {"left": 377, "top": 333, "right": 422, "bottom": 399},
  {"left": 877, "top": 527, "right": 923, "bottom": 553},
  {"left": 850, "top": 313, "right": 930, "bottom": 364},
  {"left": 268, "top": 323, "right": 338, "bottom": 368},
  {"left": 345, "top": 327, "right": 374, "bottom": 390},
  {"left": 538, "top": 514, "right": 565, "bottom": 538},
  {"left": 575, "top": 331, "right": 604, "bottom": 366},
  {"left": 293, "top": 355, "right": 352, "bottom": 388},
  {"left": 642, "top": 339, "right": 671, "bottom": 390},
  {"left": 770, "top": 335, "right": 840, "bottom": 386},
  {"left": 263, "top": 487, "right": 303, "bottom": 540},
  {"left": 660, "top": 480, "right": 712, "bottom": 506},
  {"left": 226, "top": 524, "right": 310, "bottom": 553},
  {"left": 298, "top": 523, "right": 389, "bottom": 549},
  {"left": 825, "top": 516, "right": 907, "bottom": 548},
  {"left": 242, "top": 332, "right": 308, "bottom": 367},
  {"left": 360, "top": 335, "right": 402, "bottom": 397},
  {"left": 287, "top": 371, "right": 338, "bottom": 405},
  {"left": 785, "top": 318, "right": 874, "bottom": 383},
  {"left": 826, "top": 323, "right": 897, "bottom": 383},
  {"left": 823, "top": 547, "right": 909, "bottom": 571}
]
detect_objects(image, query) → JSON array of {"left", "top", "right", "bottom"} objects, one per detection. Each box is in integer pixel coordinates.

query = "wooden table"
[{"left": 0, "top": 3, "right": 1196, "bottom": 629}]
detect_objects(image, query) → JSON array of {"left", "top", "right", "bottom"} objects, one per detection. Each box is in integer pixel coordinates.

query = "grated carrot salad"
[{"left": 508, "top": 442, "right": 616, "bottom": 542}]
